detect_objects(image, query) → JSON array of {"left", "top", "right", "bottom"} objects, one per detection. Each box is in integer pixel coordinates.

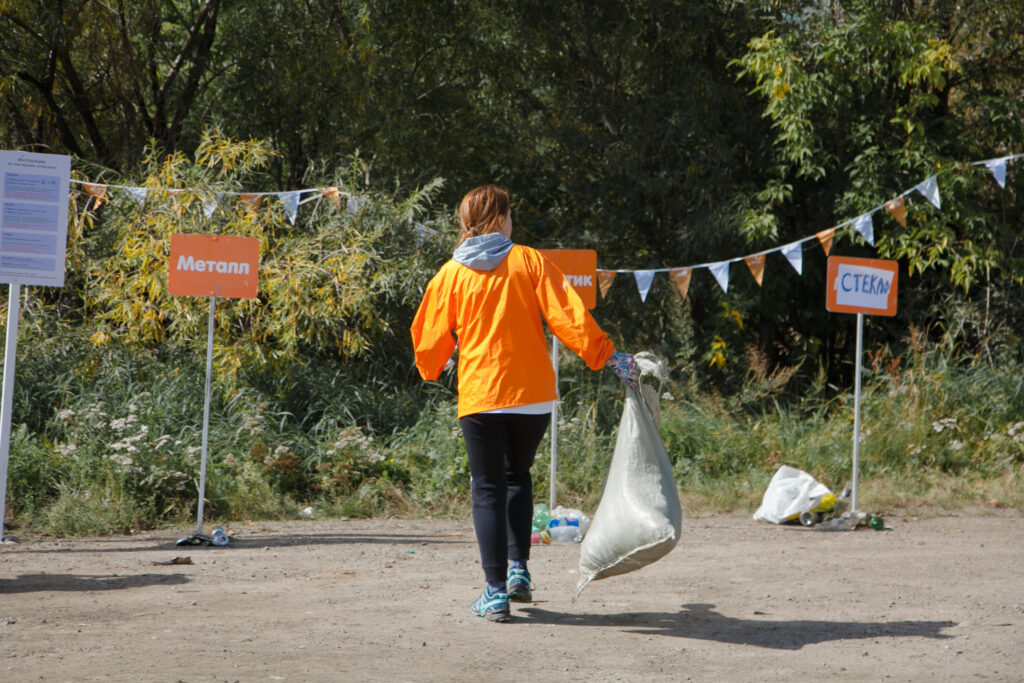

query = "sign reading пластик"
[{"left": 826, "top": 256, "right": 898, "bottom": 317}]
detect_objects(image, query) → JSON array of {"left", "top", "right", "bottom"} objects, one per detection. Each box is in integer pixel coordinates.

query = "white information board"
[{"left": 0, "top": 150, "right": 71, "bottom": 287}]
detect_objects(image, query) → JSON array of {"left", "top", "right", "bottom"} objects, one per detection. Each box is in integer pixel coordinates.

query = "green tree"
[
  {"left": 0, "top": 0, "right": 224, "bottom": 166},
  {"left": 731, "top": 0, "right": 1024, "bottom": 378}
]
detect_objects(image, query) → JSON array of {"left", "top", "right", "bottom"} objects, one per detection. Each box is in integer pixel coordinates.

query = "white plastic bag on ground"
[
  {"left": 576, "top": 384, "right": 682, "bottom": 596},
  {"left": 752, "top": 465, "right": 832, "bottom": 524}
]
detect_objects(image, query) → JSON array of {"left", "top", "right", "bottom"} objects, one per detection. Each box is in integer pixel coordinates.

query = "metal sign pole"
[
  {"left": 549, "top": 335, "right": 560, "bottom": 511},
  {"left": 195, "top": 296, "right": 216, "bottom": 535},
  {"left": 852, "top": 312, "right": 864, "bottom": 511},
  {"left": 0, "top": 284, "right": 21, "bottom": 540}
]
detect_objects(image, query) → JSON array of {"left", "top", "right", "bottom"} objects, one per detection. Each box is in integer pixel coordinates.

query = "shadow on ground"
[
  {"left": 5, "top": 530, "right": 471, "bottom": 555},
  {"left": 520, "top": 603, "right": 956, "bottom": 650},
  {"left": 0, "top": 572, "right": 190, "bottom": 593}
]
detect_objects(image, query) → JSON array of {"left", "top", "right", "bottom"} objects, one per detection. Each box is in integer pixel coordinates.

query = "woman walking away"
[{"left": 410, "top": 185, "right": 640, "bottom": 622}]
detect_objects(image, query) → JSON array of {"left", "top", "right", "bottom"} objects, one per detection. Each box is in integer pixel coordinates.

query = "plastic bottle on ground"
[
  {"left": 532, "top": 503, "right": 551, "bottom": 533},
  {"left": 210, "top": 525, "right": 229, "bottom": 546},
  {"left": 547, "top": 525, "right": 580, "bottom": 543}
]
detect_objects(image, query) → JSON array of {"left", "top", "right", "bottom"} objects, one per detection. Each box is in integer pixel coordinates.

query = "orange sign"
[
  {"left": 826, "top": 256, "right": 898, "bottom": 316},
  {"left": 539, "top": 249, "right": 597, "bottom": 309},
  {"left": 168, "top": 233, "right": 260, "bottom": 299}
]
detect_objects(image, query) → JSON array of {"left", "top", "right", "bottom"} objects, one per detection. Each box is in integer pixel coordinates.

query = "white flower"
[{"left": 56, "top": 443, "right": 78, "bottom": 456}]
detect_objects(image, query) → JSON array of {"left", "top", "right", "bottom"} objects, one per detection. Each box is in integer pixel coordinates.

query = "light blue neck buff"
[{"left": 452, "top": 233, "right": 514, "bottom": 271}]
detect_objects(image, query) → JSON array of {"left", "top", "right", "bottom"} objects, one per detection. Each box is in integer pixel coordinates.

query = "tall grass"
[{"left": 5, "top": 316, "right": 1022, "bottom": 536}]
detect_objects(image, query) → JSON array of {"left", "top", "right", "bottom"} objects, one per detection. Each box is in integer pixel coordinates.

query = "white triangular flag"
[
  {"left": 203, "top": 192, "right": 222, "bottom": 219},
  {"left": 915, "top": 176, "right": 941, "bottom": 209},
  {"left": 708, "top": 261, "right": 730, "bottom": 294},
  {"left": 983, "top": 157, "right": 1008, "bottom": 189},
  {"left": 414, "top": 223, "right": 437, "bottom": 242},
  {"left": 633, "top": 270, "right": 657, "bottom": 302},
  {"left": 125, "top": 187, "right": 148, "bottom": 205},
  {"left": 781, "top": 241, "right": 803, "bottom": 275},
  {"left": 346, "top": 195, "right": 364, "bottom": 213},
  {"left": 279, "top": 191, "right": 300, "bottom": 225},
  {"left": 853, "top": 212, "right": 874, "bottom": 246}
]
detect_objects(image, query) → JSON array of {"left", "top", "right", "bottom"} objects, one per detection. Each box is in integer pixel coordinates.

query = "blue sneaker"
[
  {"left": 471, "top": 585, "right": 510, "bottom": 622},
  {"left": 507, "top": 567, "right": 532, "bottom": 602}
]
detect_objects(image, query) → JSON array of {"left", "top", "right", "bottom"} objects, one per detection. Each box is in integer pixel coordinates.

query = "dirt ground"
[{"left": 1, "top": 512, "right": 1022, "bottom": 682}]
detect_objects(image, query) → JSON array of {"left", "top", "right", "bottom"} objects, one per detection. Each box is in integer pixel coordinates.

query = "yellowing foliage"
[{"left": 69, "top": 132, "right": 449, "bottom": 390}]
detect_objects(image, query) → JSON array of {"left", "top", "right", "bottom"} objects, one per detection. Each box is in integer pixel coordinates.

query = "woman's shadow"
[{"left": 519, "top": 603, "right": 955, "bottom": 650}]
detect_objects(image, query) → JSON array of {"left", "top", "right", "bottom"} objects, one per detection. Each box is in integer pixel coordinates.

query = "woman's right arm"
[{"left": 410, "top": 271, "right": 457, "bottom": 381}]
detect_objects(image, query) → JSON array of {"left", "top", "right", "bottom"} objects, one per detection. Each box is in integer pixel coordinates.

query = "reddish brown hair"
[{"left": 456, "top": 185, "right": 510, "bottom": 246}]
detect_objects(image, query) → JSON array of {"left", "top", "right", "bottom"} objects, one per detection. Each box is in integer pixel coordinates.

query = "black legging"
[{"left": 459, "top": 412, "right": 550, "bottom": 585}]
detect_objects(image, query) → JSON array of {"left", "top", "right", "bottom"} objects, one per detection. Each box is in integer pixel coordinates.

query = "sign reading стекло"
[
  {"left": 826, "top": 256, "right": 898, "bottom": 317},
  {"left": 825, "top": 254, "right": 900, "bottom": 514}
]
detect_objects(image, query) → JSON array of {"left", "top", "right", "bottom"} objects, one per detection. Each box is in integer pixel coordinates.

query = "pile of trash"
[
  {"left": 753, "top": 465, "right": 887, "bottom": 531},
  {"left": 530, "top": 503, "right": 591, "bottom": 544}
]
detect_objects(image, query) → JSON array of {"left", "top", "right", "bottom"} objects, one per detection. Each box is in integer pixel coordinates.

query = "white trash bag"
[
  {"left": 752, "top": 465, "right": 832, "bottom": 524},
  {"left": 576, "top": 384, "right": 682, "bottom": 597}
]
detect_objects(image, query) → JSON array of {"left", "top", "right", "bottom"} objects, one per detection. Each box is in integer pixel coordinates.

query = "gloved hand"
[{"left": 606, "top": 351, "right": 640, "bottom": 388}]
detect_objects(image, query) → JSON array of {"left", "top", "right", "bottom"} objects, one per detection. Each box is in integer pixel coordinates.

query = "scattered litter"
[
  {"left": 754, "top": 465, "right": 835, "bottom": 524},
  {"left": 153, "top": 556, "right": 193, "bottom": 566},
  {"left": 176, "top": 524, "right": 232, "bottom": 547},
  {"left": 755, "top": 465, "right": 888, "bottom": 531},
  {"left": 300, "top": 506, "right": 314, "bottom": 519},
  {"left": 532, "top": 504, "right": 592, "bottom": 544}
]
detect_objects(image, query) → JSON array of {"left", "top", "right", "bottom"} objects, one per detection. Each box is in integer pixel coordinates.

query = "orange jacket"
[{"left": 411, "top": 244, "right": 615, "bottom": 417}]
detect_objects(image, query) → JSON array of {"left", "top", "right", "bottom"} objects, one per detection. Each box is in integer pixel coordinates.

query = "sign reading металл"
[
  {"left": 168, "top": 233, "right": 260, "bottom": 299},
  {"left": 0, "top": 150, "right": 71, "bottom": 287},
  {"left": 826, "top": 256, "right": 898, "bottom": 317}
]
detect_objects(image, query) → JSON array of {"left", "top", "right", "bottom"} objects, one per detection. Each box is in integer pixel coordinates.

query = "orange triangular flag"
[
  {"left": 816, "top": 227, "right": 835, "bottom": 256},
  {"left": 239, "top": 194, "right": 262, "bottom": 213},
  {"left": 83, "top": 183, "right": 107, "bottom": 208},
  {"left": 597, "top": 270, "right": 616, "bottom": 299},
  {"left": 744, "top": 254, "right": 766, "bottom": 286},
  {"left": 885, "top": 197, "right": 907, "bottom": 227},
  {"left": 320, "top": 187, "right": 341, "bottom": 210},
  {"left": 669, "top": 268, "right": 692, "bottom": 299}
]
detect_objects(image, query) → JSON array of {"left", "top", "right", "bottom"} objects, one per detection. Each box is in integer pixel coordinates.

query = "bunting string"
[
  {"left": 596, "top": 153, "right": 1021, "bottom": 301},
  {"left": 66, "top": 179, "right": 381, "bottom": 229},
  {"left": 66, "top": 152, "right": 1020, "bottom": 302}
]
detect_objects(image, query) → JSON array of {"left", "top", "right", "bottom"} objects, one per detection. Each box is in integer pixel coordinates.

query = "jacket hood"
[{"left": 452, "top": 233, "right": 514, "bottom": 271}]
